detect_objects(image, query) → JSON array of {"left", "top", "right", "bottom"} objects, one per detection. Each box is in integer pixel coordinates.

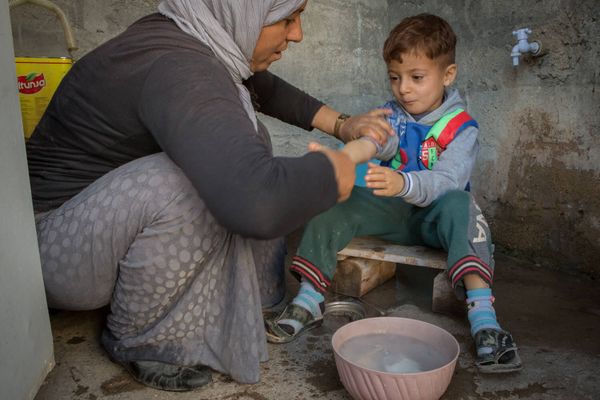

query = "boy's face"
[{"left": 387, "top": 51, "right": 457, "bottom": 115}]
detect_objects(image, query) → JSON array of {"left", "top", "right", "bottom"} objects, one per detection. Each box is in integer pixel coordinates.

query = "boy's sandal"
[
  {"left": 474, "top": 329, "right": 523, "bottom": 373},
  {"left": 265, "top": 303, "right": 323, "bottom": 344}
]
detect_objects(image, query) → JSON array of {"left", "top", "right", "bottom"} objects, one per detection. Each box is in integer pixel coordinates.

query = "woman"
[{"left": 26, "top": 0, "right": 393, "bottom": 391}]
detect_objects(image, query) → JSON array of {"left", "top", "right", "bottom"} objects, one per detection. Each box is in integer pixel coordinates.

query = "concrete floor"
[{"left": 33, "top": 244, "right": 600, "bottom": 400}]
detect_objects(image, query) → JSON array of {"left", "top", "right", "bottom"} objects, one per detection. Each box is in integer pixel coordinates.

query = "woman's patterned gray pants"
[{"left": 34, "top": 153, "right": 285, "bottom": 384}]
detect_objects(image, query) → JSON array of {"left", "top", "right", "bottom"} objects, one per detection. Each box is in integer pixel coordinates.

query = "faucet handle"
[{"left": 513, "top": 28, "right": 533, "bottom": 39}]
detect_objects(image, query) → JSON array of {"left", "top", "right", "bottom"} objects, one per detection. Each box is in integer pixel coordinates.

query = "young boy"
[{"left": 266, "top": 13, "right": 522, "bottom": 373}]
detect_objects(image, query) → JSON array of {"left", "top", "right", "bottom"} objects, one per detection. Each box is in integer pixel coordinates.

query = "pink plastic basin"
[{"left": 332, "top": 317, "right": 459, "bottom": 400}]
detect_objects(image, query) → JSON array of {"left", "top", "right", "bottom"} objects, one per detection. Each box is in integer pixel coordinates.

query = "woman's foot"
[{"left": 124, "top": 360, "right": 212, "bottom": 391}]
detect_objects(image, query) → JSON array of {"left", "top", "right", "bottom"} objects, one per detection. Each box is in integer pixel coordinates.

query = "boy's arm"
[
  {"left": 341, "top": 132, "right": 399, "bottom": 164},
  {"left": 376, "top": 133, "right": 400, "bottom": 161},
  {"left": 398, "top": 126, "right": 479, "bottom": 207},
  {"left": 341, "top": 138, "right": 378, "bottom": 164}
]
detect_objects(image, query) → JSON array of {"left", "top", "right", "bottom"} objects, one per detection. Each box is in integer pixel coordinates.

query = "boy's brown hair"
[{"left": 383, "top": 13, "right": 456, "bottom": 67}]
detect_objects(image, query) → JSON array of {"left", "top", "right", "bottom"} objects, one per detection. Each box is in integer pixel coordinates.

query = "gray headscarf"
[{"left": 158, "top": 0, "right": 306, "bottom": 131}]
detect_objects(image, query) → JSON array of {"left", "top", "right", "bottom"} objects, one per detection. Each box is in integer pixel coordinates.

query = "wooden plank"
[
  {"left": 337, "top": 236, "right": 447, "bottom": 270},
  {"left": 332, "top": 258, "right": 396, "bottom": 297}
]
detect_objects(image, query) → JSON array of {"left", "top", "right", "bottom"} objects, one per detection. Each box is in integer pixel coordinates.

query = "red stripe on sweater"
[{"left": 437, "top": 111, "right": 472, "bottom": 148}]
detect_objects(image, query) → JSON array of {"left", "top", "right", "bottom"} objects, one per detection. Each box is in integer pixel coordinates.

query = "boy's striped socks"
[
  {"left": 292, "top": 278, "right": 325, "bottom": 318},
  {"left": 466, "top": 288, "right": 501, "bottom": 337}
]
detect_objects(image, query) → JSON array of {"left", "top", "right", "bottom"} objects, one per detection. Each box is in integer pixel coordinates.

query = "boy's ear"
[{"left": 443, "top": 64, "right": 457, "bottom": 87}]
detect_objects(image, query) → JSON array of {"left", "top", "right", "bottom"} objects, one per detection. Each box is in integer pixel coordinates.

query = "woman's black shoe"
[{"left": 125, "top": 360, "right": 212, "bottom": 391}]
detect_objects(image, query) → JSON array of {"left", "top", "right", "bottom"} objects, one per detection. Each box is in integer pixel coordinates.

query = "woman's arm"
[
  {"left": 311, "top": 105, "right": 396, "bottom": 146},
  {"left": 138, "top": 53, "right": 352, "bottom": 239},
  {"left": 244, "top": 71, "right": 323, "bottom": 130},
  {"left": 246, "top": 71, "right": 395, "bottom": 146}
]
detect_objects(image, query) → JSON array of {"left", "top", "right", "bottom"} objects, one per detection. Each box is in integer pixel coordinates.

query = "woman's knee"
[{"left": 125, "top": 154, "right": 207, "bottom": 224}]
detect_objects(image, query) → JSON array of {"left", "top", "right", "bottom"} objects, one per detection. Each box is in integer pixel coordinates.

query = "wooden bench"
[{"left": 332, "top": 236, "right": 461, "bottom": 314}]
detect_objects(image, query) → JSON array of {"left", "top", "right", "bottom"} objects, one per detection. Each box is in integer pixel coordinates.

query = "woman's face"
[{"left": 251, "top": 2, "right": 307, "bottom": 72}]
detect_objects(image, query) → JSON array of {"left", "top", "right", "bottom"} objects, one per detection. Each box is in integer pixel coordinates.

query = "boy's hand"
[{"left": 365, "top": 163, "right": 405, "bottom": 197}]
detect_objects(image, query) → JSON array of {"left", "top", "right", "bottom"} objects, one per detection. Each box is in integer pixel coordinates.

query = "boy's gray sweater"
[{"left": 377, "top": 88, "right": 479, "bottom": 207}]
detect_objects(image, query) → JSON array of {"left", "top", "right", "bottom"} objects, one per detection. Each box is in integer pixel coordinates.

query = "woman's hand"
[
  {"left": 308, "top": 142, "right": 355, "bottom": 202},
  {"left": 365, "top": 162, "right": 405, "bottom": 197},
  {"left": 338, "top": 109, "right": 395, "bottom": 146}
]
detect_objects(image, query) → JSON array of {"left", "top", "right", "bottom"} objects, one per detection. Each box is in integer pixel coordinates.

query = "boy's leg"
[
  {"left": 411, "top": 190, "right": 521, "bottom": 373},
  {"left": 291, "top": 186, "right": 418, "bottom": 293},
  {"left": 408, "top": 190, "right": 494, "bottom": 288},
  {"left": 266, "top": 186, "right": 416, "bottom": 343}
]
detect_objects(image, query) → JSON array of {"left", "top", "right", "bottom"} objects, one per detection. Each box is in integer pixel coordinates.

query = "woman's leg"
[
  {"left": 35, "top": 153, "right": 282, "bottom": 387},
  {"left": 248, "top": 237, "right": 286, "bottom": 309}
]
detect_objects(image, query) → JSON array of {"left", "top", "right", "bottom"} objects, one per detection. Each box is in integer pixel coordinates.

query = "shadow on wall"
[{"left": 490, "top": 109, "right": 600, "bottom": 278}]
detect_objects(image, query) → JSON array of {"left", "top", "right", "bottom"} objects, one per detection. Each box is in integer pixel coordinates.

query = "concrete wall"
[
  {"left": 388, "top": 0, "right": 600, "bottom": 277},
  {"left": 10, "top": 0, "right": 157, "bottom": 59},
  {"left": 9, "top": 1, "right": 600, "bottom": 277},
  {"left": 1, "top": 3, "right": 54, "bottom": 399},
  {"left": 266, "top": 0, "right": 391, "bottom": 152}
]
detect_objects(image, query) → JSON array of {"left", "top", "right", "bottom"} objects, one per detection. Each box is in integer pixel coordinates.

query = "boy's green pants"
[{"left": 290, "top": 187, "right": 494, "bottom": 293}]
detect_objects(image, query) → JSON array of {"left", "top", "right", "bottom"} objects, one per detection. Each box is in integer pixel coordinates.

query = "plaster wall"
[
  {"left": 265, "top": 0, "right": 391, "bottom": 153},
  {"left": 9, "top": 1, "right": 600, "bottom": 277}
]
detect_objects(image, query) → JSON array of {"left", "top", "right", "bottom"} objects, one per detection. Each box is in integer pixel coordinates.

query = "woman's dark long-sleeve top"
[{"left": 26, "top": 14, "right": 338, "bottom": 239}]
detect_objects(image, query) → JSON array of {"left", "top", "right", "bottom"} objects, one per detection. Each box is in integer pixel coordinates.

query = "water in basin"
[{"left": 338, "top": 333, "right": 448, "bottom": 373}]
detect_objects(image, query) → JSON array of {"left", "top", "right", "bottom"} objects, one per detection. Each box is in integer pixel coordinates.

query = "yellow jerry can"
[
  {"left": 15, "top": 57, "right": 72, "bottom": 139},
  {"left": 10, "top": 0, "right": 77, "bottom": 139}
]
